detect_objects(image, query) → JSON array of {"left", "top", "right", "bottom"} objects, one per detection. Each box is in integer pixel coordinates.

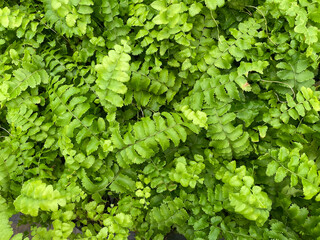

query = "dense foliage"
[{"left": 1, "top": 0, "right": 320, "bottom": 239}]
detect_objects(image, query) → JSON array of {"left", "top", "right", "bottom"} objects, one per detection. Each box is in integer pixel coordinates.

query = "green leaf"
[
  {"left": 189, "top": 3, "right": 203, "bottom": 17},
  {"left": 214, "top": 54, "right": 233, "bottom": 69},
  {"left": 153, "top": 12, "right": 168, "bottom": 25},
  {"left": 288, "top": 108, "right": 299, "bottom": 120},
  {"left": 205, "top": 0, "right": 225, "bottom": 10},
  {"left": 296, "top": 70, "right": 314, "bottom": 83},
  {"left": 0, "top": 14, "right": 9, "bottom": 28},
  {"left": 295, "top": 104, "right": 305, "bottom": 117},
  {"left": 78, "top": 6, "right": 93, "bottom": 14},
  {"left": 146, "top": 44, "right": 158, "bottom": 55},
  {"left": 309, "top": 7, "right": 320, "bottom": 23},
  {"left": 97, "top": 118, "right": 106, "bottom": 132},
  {"left": 209, "top": 227, "right": 221, "bottom": 240},
  {"left": 278, "top": 147, "right": 289, "bottom": 162},
  {"left": 86, "top": 137, "right": 100, "bottom": 155},
  {"left": 275, "top": 167, "right": 287, "bottom": 182},
  {"left": 51, "top": 0, "right": 62, "bottom": 10},
  {"left": 66, "top": 14, "right": 77, "bottom": 27},
  {"left": 258, "top": 126, "right": 268, "bottom": 138},
  {"left": 151, "top": 0, "right": 166, "bottom": 11},
  {"left": 302, "top": 179, "right": 319, "bottom": 200},
  {"left": 79, "top": 0, "right": 94, "bottom": 5},
  {"left": 14, "top": 180, "right": 66, "bottom": 217},
  {"left": 110, "top": 174, "right": 136, "bottom": 193},
  {"left": 266, "top": 160, "right": 279, "bottom": 176}
]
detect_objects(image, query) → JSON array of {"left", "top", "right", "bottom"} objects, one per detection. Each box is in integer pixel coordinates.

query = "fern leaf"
[
  {"left": 205, "top": 102, "right": 251, "bottom": 159},
  {"left": 112, "top": 112, "right": 199, "bottom": 166},
  {"left": 109, "top": 173, "right": 136, "bottom": 193},
  {"left": 79, "top": 168, "right": 110, "bottom": 194},
  {"left": 212, "top": 159, "right": 272, "bottom": 226},
  {"left": 0, "top": 56, "right": 48, "bottom": 103},
  {"left": 148, "top": 198, "right": 189, "bottom": 231},
  {"left": 0, "top": 195, "right": 14, "bottom": 240},
  {"left": 94, "top": 41, "right": 131, "bottom": 108},
  {"left": 263, "top": 147, "right": 320, "bottom": 200},
  {"left": 14, "top": 180, "right": 66, "bottom": 217}
]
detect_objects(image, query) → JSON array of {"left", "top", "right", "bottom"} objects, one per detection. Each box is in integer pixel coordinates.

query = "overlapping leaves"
[{"left": 1, "top": 0, "right": 320, "bottom": 240}]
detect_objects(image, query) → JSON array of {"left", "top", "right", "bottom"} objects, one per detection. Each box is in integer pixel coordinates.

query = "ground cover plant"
[{"left": 1, "top": 0, "right": 320, "bottom": 239}]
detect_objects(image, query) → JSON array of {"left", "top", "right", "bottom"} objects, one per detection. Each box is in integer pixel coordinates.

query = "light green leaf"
[
  {"left": 97, "top": 118, "right": 106, "bottom": 132},
  {"left": 189, "top": 3, "right": 203, "bottom": 17},
  {"left": 295, "top": 104, "right": 305, "bottom": 117},
  {"left": 153, "top": 12, "right": 168, "bottom": 25},
  {"left": 66, "top": 14, "right": 77, "bottom": 27},
  {"left": 209, "top": 227, "right": 221, "bottom": 240},
  {"left": 110, "top": 174, "right": 136, "bottom": 193},
  {"left": 79, "top": 0, "right": 94, "bottom": 5},
  {"left": 78, "top": 6, "right": 93, "bottom": 14},
  {"left": 266, "top": 160, "right": 279, "bottom": 176},
  {"left": 302, "top": 179, "right": 319, "bottom": 200},
  {"left": 14, "top": 180, "right": 66, "bottom": 217},
  {"left": 86, "top": 137, "right": 100, "bottom": 155},
  {"left": 205, "top": 0, "right": 225, "bottom": 10},
  {"left": 296, "top": 70, "right": 314, "bottom": 83},
  {"left": 151, "top": 0, "right": 166, "bottom": 11},
  {"left": 278, "top": 147, "right": 289, "bottom": 162},
  {"left": 258, "top": 126, "right": 268, "bottom": 138},
  {"left": 288, "top": 108, "right": 299, "bottom": 120},
  {"left": 275, "top": 167, "right": 287, "bottom": 182}
]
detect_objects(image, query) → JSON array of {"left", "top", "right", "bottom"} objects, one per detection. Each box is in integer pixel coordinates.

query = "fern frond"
[
  {"left": 211, "top": 159, "right": 272, "bottom": 226},
  {"left": 285, "top": 203, "right": 320, "bottom": 238},
  {"left": 79, "top": 168, "right": 110, "bottom": 194},
  {"left": 178, "top": 105, "right": 208, "bottom": 129},
  {"left": 42, "top": 0, "right": 94, "bottom": 37},
  {"left": 128, "top": 65, "right": 181, "bottom": 109},
  {"left": 97, "top": 0, "right": 130, "bottom": 47},
  {"left": 275, "top": 55, "right": 315, "bottom": 93},
  {"left": 48, "top": 76, "right": 107, "bottom": 158},
  {"left": 112, "top": 112, "right": 199, "bottom": 166},
  {"left": 109, "top": 172, "right": 136, "bottom": 193},
  {"left": 169, "top": 155, "right": 205, "bottom": 188},
  {"left": 14, "top": 179, "right": 66, "bottom": 217},
  {"left": 0, "top": 55, "right": 48, "bottom": 104},
  {"left": 102, "top": 212, "right": 133, "bottom": 239},
  {"left": 148, "top": 198, "right": 189, "bottom": 231},
  {"left": 205, "top": 102, "right": 251, "bottom": 159},
  {"left": 0, "top": 195, "right": 14, "bottom": 240},
  {"left": 263, "top": 147, "right": 320, "bottom": 200},
  {"left": 94, "top": 41, "right": 131, "bottom": 108},
  {"left": 0, "top": 130, "right": 36, "bottom": 194}
]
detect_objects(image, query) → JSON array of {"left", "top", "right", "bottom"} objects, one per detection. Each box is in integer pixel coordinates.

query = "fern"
[
  {"left": 14, "top": 180, "right": 66, "bottom": 217},
  {"left": 263, "top": 147, "right": 320, "bottom": 200},
  {"left": 94, "top": 41, "right": 131, "bottom": 108},
  {"left": 42, "top": 0, "right": 94, "bottom": 37},
  {"left": 128, "top": 66, "right": 181, "bottom": 110},
  {"left": 111, "top": 112, "right": 199, "bottom": 167},
  {"left": 169, "top": 155, "right": 205, "bottom": 188},
  {"left": 210, "top": 158, "right": 272, "bottom": 226},
  {"left": 148, "top": 197, "right": 189, "bottom": 232},
  {"left": 2, "top": 1, "right": 320, "bottom": 239},
  {"left": 0, "top": 55, "right": 49, "bottom": 104},
  {"left": 204, "top": 102, "right": 252, "bottom": 159},
  {"left": 0, "top": 195, "right": 16, "bottom": 240},
  {"left": 285, "top": 203, "right": 320, "bottom": 238}
]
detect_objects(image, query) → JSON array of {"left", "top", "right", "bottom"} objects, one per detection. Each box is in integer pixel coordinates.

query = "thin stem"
[
  {"left": 210, "top": 10, "right": 220, "bottom": 42},
  {"left": 245, "top": 5, "right": 277, "bottom": 45},
  {"left": 259, "top": 79, "right": 296, "bottom": 99},
  {"left": 0, "top": 126, "right": 11, "bottom": 135}
]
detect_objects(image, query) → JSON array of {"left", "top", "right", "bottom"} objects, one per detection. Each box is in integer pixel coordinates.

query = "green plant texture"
[{"left": 2, "top": 0, "right": 320, "bottom": 239}]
